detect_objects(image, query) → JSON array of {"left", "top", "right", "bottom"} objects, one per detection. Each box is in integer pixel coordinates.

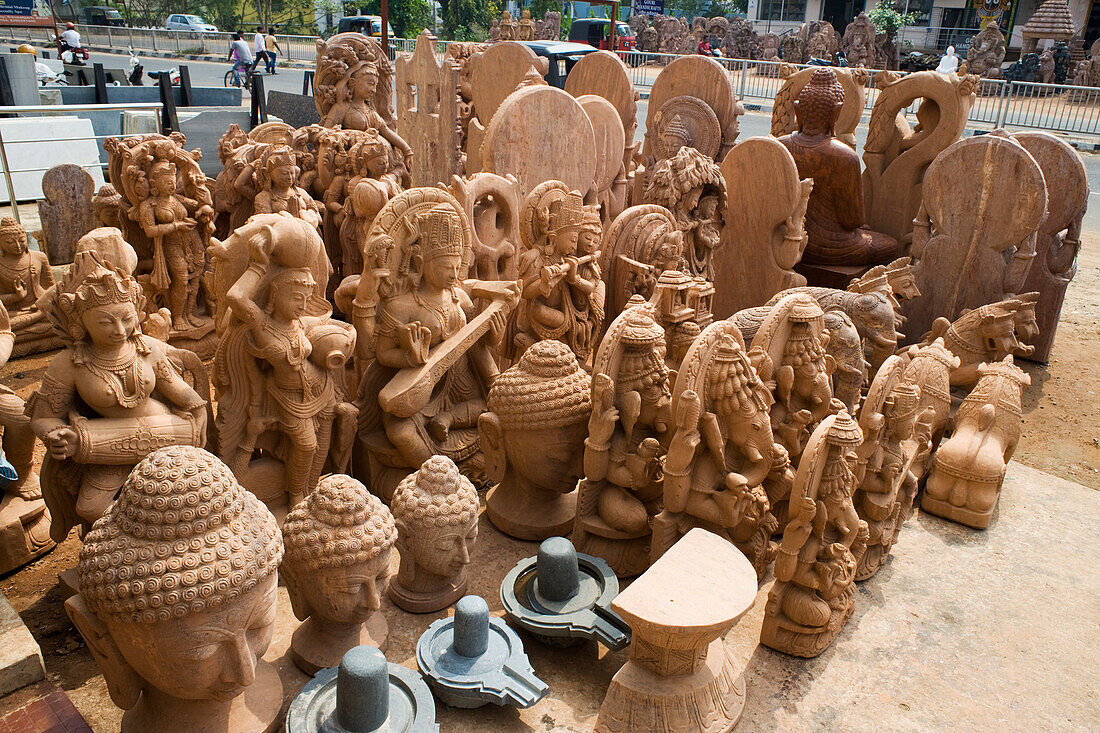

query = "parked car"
[
  {"left": 519, "top": 40, "right": 598, "bottom": 88},
  {"left": 84, "top": 6, "right": 125, "bottom": 26},
  {"left": 165, "top": 14, "right": 218, "bottom": 32},
  {"left": 568, "top": 18, "right": 634, "bottom": 52},
  {"left": 337, "top": 15, "right": 394, "bottom": 37}
]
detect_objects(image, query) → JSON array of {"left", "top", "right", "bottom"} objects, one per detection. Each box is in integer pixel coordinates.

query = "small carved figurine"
[
  {"left": 480, "top": 339, "right": 592, "bottom": 540},
  {"left": 601, "top": 205, "right": 686, "bottom": 326},
  {"left": 282, "top": 474, "right": 397, "bottom": 675},
  {"left": 388, "top": 455, "right": 479, "bottom": 613},
  {"left": 0, "top": 216, "right": 61, "bottom": 355},
  {"left": 252, "top": 145, "right": 323, "bottom": 230},
  {"left": 66, "top": 447, "right": 283, "bottom": 733}
]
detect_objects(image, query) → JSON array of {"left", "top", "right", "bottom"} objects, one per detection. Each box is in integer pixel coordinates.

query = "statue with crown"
[{"left": 351, "top": 188, "right": 519, "bottom": 501}]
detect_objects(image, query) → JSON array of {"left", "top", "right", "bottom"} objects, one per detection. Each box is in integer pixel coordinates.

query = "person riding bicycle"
[{"left": 228, "top": 31, "right": 253, "bottom": 85}]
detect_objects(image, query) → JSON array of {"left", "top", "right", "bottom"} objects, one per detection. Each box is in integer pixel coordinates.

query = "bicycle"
[{"left": 224, "top": 62, "right": 253, "bottom": 89}]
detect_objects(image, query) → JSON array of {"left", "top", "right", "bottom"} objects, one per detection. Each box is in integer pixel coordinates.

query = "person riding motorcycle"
[{"left": 57, "top": 22, "right": 89, "bottom": 65}]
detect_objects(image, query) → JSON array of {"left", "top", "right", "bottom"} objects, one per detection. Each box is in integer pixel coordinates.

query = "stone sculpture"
[
  {"left": 396, "top": 31, "right": 463, "bottom": 188},
  {"left": 388, "top": 455, "right": 479, "bottom": 613},
  {"left": 842, "top": 12, "right": 879, "bottom": 68},
  {"left": 92, "top": 183, "right": 127, "bottom": 233},
  {"left": 37, "top": 164, "right": 95, "bottom": 265},
  {"left": 573, "top": 308, "right": 673, "bottom": 577},
  {"left": 1015, "top": 132, "right": 1089, "bottom": 362},
  {"left": 489, "top": 18, "right": 501, "bottom": 43},
  {"left": 501, "top": 536, "right": 629, "bottom": 649},
  {"left": 600, "top": 205, "right": 686, "bottom": 326},
  {"left": 577, "top": 94, "right": 628, "bottom": 228},
  {"left": 336, "top": 130, "right": 405, "bottom": 284},
  {"left": 778, "top": 69, "right": 900, "bottom": 268},
  {"left": 508, "top": 182, "right": 604, "bottom": 364},
  {"left": 822, "top": 309, "right": 866, "bottom": 414},
  {"left": 518, "top": 8, "right": 535, "bottom": 40},
  {"left": 923, "top": 356, "right": 1029, "bottom": 529},
  {"left": 713, "top": 136, "right": 810, "bottom": 318},
  {"left": 641, "top": 146, "right": 726, "bottom": 283},
  {"left": 109, "top": 134, "right": 217, "bottom": 356},
  {"left": 27, "top": 252, "right": 208, "bottom": 542},
  {"left": 0, "top": 216, "right": 61, "bottom": 356},
  {"left": 464, "top": 41, "right": 548, "bottom": 173},
  {"left": 499, "top": 11, "right": 518, "bottom": 41},
  {"left": 723, "top": 18, "right": 759, "bottom": 59},
  {"left": 351, "top": 188, "right": 519, "bottom": 501},
  {"left": 210, "top": 214, "right": 356, "bottom": 513},
  {"left": 535, "top": 11, "right": 562, "bottom": 40},
  {"left": 287, "top": 645, "right": 437, "bottom": 733},
  {"left": 760, "top": 32, "right": 781, "bottom": 70},
  {"left": 252, "top": 145, "right": 322, "bottom": 229},
  {"left": 417, "top": 594, "right": 547, "bottom": 709},
  {"left": 0, "top": 303, "right": 53, "bottom": 574},
  {"left": 784, "top": 34, "right": 808, "bottom": 65},
  {"left": 773, "top": 65, "right": 870, "bottom": 148},
  {"left": 1039, "top": 49, "right": 1056, "bottom": 83},
  {"left": 760, "top": 411, "right": 868, "bottom": 657},
  {"left": 449, "top": 172, "right": 523, "bottom": 283},
  {"left": 480, "top": 340, "right": 591, "bottom": 540},
  {"left": 282, "top": 475, "right": 396, "bottom": 675},
  {"left": 968, "top": 22, "right": 1007, "bottom": 77},
  {"left": 862, "top": 70, "right": 978, "bottom": 245},
  {"left": 897, "top": 337, "right": 959, "bottom": 479},
  {"left": 595, "top": 528, "right": 757, "bottom": 733},
  {"left": 314, "top": 33, "right": 413, "bottom": 167},
  {"left": 1019, "top": 0, "right": 1075, "bottom": 55},
  {"left": 65, "top": 446, "right": 284, "bottom": 733},
  {"left": 653, "top": 320, "right": 786, "bottom": 580},
  {"left": 905, "top": 132, "right": 1046, "bottom": 343}
]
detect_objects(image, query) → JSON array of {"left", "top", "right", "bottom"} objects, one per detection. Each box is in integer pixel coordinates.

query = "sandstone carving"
[
  {"left": 66, "top": 447, "right": 283, "bottom": 733},
  {"left": 968, "top": 22, "right": 1007, "bottom": 77},
  {"left": 842, "top": 12, "right": 880, "bottom": 68},
  {"left": 897, "top": 337, "right": 959, "bottom": 479},
  {"left": 0, "top": 217, "right": 61, "bottom": 356},
  {"left": 518, "top": 8, "right": 535, "bottom": 40},
  {"left": 465, "top": 42, "right": 548, "bottom": 172},
  {"left": 252, "top": 145, "right": 322, "bottom": 228},
  {"left": 37, "top": 163, "right": 95, "bottom": 265},
  {"left": 600, "top": 205, "right": 685, "bottom": 324},
  {"left": 396, "top": 30, "right": 463, "bottom": 188},
  {"left": 773, "top": 65, "right": 870, "bottom": 148},
  {"left": 577, "top": 94, "right": 628, "bottom": 228},
  {"left": 449, "top": 172, "right": 523, "bottom": 282},
  {"left": 564, "top": 50, "right": 639, "bottom": 174}
]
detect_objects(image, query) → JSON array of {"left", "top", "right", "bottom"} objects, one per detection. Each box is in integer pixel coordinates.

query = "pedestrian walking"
[{"left": 265, "top": 27, "right": 282, "bottom": 74}]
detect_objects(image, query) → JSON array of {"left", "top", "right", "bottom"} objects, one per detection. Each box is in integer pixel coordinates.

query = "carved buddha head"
[
  {"left": 66, "top": 447, "right": 283, "bottom": 708},
  {"left": 481, "top": 339, "right": 592, "bottom": 494},
  {"left": 282, "top": 475, "right": 396, "bottom": 626},
  {"left": 391, "top": 455, "right": 479, "bottom": 580},
  {"left": 660, "top": 114, "right": 693, "bottom": 158},
  {"left": 0, "top": 216, "right": 27, "bottom": 256},
  {"left": 794, "top": 68, "right": 845, "bottom": 137}
]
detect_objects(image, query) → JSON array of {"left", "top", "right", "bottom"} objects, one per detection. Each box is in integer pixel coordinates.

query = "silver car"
[{"left": 165, "top": 14, "right": 218, "bottom": 32}]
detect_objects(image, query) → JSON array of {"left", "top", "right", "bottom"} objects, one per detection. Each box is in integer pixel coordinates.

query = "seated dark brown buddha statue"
[{"left": 777, "top": 68, "right": 900, "bottom": 267}]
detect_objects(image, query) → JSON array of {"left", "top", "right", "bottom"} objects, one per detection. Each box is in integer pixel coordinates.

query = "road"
[{"left": 38, "top": 48, "right": 1100, "bottom": 233}]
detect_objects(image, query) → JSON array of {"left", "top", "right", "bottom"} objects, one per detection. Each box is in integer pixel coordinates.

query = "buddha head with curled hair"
[
  {"left": 65, "top": 447, "right": 283, "bottom": 708},
  {"left": 795, "top": 67, "right": 845, "bottom": 137},
  {"left": 390, "top": 455, "right": 479, "bottom": 580},
  {"left": 282, "top": 474, "right": 396, "bottom": 626}
]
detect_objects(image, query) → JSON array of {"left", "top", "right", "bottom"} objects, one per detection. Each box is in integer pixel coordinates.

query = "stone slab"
[
  {"left": 267, "top": 90, "right": 321, "bottom": 129},
  {"left": 0, "top": 592, "right": 45, "bottom": 698},
  {"left": 0, "top": 117, "right": 105, "bottom": 203}
]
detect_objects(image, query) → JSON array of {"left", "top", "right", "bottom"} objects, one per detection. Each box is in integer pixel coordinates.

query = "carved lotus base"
[
  {"left": 290, "top": 611, "right": 388, "bottom": 676},
  {"left": 759, "top": 584, "right": 854, "bottom": 658},
  {"left": 595, "top": 638, "right": 746, "bottom": 733},
  {"left": 11, "top": 333, "right": 64, "bottom": 358},
  {"left": 0, "top": 494, "right": 54, "bottom": 575}
]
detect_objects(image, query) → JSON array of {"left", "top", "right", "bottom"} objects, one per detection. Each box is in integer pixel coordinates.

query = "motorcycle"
[
  {"left": 34, "top": 61, "right": 67, "bottom": 86},
  {"left": 127, "top": 46, "right": 144, "bottom": 86},
  {"left": 56, "top": 38, "right": 90, "bottom": 65}
]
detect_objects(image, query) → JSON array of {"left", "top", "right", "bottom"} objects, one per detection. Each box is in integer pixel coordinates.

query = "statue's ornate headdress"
[
  {"left": 707, "top": 335, "right": 771, "bottom": 417},
  {"left": 416, "top": 205, "right": 465, "bottom": 261},
  {"left": 51, "top": 250, "right": 145, "bottom": 343}
]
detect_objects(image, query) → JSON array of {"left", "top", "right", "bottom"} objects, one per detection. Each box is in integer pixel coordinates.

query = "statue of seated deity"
[
  {"left": 573, "top": 308, "right": 673, "bottom": 577},
  {"left": 352, "top": 189, "right": 519, "bottom": 501},
  {"left": 0, "top": 217, "right": 61, "bottom": 355},
  {"left": 26, "top": 252, "right": 209, "bottom": 542},
  {"left": 777, "top": 68, "right": 900, "bottom": 267},
  {"left": 252, "top": 145, "right": 322, "bottom": 230},
  {"left": 654, "top": 321, "right": 786, "bottom": 580}
]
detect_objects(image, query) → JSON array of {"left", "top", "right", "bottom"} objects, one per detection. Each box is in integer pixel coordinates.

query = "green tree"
[
  {"left": 346, "top": 0, "right": 432, "bottom": 37},
  {"left": 527, "top": 0, "right": 562, "bottom": 37},
  {"left": 867, "top": 0, "right": 918, "bottom": 40},
  {"left": 439, "top": 0, "right": 499, "bottom": 41},
  {"left": 666, "top": 0, "right": 710, "bottom": 19}
]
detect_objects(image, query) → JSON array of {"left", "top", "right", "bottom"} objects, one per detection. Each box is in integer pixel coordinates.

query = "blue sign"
[
  {"left": 635, "top": 0, "right": 665, "bottom": 14},
  {"left": 0, "top": 0, "right": 37, "bottom": 18}
]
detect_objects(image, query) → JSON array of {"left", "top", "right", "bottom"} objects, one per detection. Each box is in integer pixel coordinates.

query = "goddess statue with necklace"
[{"left": 26, "top": 251, "right": 208, "bottom": 542}]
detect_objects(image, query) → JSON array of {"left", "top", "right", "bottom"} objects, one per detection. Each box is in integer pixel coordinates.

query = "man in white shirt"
[
  {"left": 252, "top": 28, "right": 268, "bottom": 72},
  {"left": 60, "top": 23, "right": 81, "bottom": 51}
]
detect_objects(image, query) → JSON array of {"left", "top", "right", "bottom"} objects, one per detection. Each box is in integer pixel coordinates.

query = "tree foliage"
[
  {"left": 868, "top": 0, "right": 918, "bottom": 39},
  {"left": 346, "top": 0, "right": 432, "bottom": 37},
  {"left": 439, "top": 0, "right": 500, "bottom": 41}
]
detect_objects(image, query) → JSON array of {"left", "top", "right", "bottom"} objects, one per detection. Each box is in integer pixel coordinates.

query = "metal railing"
[{"left": 0, "top": 102, "right": 164, "bottom": 224}]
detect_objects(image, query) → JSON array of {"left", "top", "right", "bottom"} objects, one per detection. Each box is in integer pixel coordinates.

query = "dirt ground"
[{"left": 0, "top": 228, "right": 1096, "bottom": 730}]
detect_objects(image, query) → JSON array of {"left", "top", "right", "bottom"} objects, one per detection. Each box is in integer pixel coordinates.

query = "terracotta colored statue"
[
  {"left": 499, "top": 11, "right": 518, "bottom": 41},
  {"left": 0, "top": 217, "right": 61, "bottom": 355},
  {"left": 339, "top": 131, "right": 405, "bottom": 280},
  {"left": 777, "top": 69, "right": 900, "bottom": 267},
  {"left": 388, "top": 455, "right": 479, "bottom": 613},
  {"left": 573, "top": 308, "right": 673, "bottom": 577},
  {"left": 509, "top": 183, "right": 605, "bottom": 365},
  {"left": 518, "top": 8, "right": 535, "bottom": 40},
  {"left": 314, "top": 33, "right": 413, "bottom": 167},
  {"left": 642, "top": 146, "right": 726, "bottom": 281},
  {"left": 968, "top": 22, "right": 1006, "bottom": 77},
  {"left": 654, "top": 321, "right": 785, "bottom": 579},
  {"left": 210, "top": 213, "right": 358, "bottom": 511},
  {"left": 897, "top": 337, "right": 960, "bottom": 479},
  {"left": 282, "top": 474, "right": 396, "bottom": 674},
  {"left": 65, "top": 447, "right": 284, "bottom": 733},
  {"left": 760, "top": 411, "right": 868, "bottom": 657},
  {"left": 923, "top": 356, "right": 1029, "bottom": 529},
  {"left": 27, "top": 252, "right": 208, "bottom": 541},
  {"left": 842, "top": 12, "right": 878, "bottom": 67},
  {"left": 352, "top": 189, "right": 519, "bottom": 501},
  {"left": 601, "top": 205, "right": 686, "bottom": 325},
  {"left": 480, "top": 339, "right": 591, "bottom": 540},
  {"left": 252, "top": 145, "right": 322, "bottom": 229}
]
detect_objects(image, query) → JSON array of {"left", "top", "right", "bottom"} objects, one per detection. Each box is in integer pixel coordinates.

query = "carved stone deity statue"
[
  {"left": 601, "top": 205, "right": 686, "bottom": 325},
  {"left": 282, "top": 474, "right": 397, "bottom": 674},
  {"left": 760, "top": 411, "right": 868, "bottom": 657},
  {"left": 653, "top": 321, "right": 786, "bottom": 580},
  {"left": 842, "top": 12, "right": 878, "bottom": 67},
  {"left": 480, "top": 339, "right": 592, "bottom": 540},
  {"left": 66, "top": 447, "right": 284, "bottom": 733},
  {"left": 352, "top": 189, "right": 519, "bottom": 501},
  {"left": 518, "top": 8, "right": 535, "bottom": 40},
  {"left": 338, "top": 131, "right": 404, "bottom": 281},
  {"left": 573, "top": 308, "right": 674, "bottom": 577},
  {"left": 968, "top": 22, "right": 1007, "bottom": 76},
  {"left": 508, "top": 183, "right": 605, "bottom": 365},
  {"left": 0, "top": 217, "right": 61, "bottom": 355},
  {"left": 499, "top": 11, "right": 518, "bottom": 41},
  {"left": 388, "top": 455, "right": 479, "bottom": 613},
  {"left": 314, "top": 33, "right": 413, "bottom": 167},
  {"left": 27, "top": 252, "right": 208, "bottom": 542},
  {"left": 252, "top": 145, "right": 322, "bottom": 230},
  {"left": 210, "top": 213, "right": 358, "bottom": 511},
  {"left": 777, "top": 68, "right": 900, "bottom": 267},
  {"left": 642, "top": 146, "right": 725, "bottom": 282}
]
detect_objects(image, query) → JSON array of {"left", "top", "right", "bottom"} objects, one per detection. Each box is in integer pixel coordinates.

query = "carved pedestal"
[
  {"left": 595, "top": 529, "right": 757, "bottom": 733},
  {"left": 0, "top": 495, "right": 53, "bottom": 575}
]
